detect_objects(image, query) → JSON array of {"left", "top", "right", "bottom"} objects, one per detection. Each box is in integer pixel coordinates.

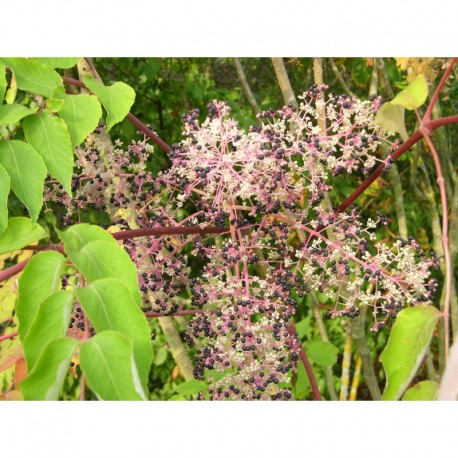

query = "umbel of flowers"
[{"left": 46, "top": 85, "right": 437, "bottom": 400}]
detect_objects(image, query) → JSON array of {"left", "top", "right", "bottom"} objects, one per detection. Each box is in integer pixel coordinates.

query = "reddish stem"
[
  {"left": 0, "top": 331, "right": 18, "bottom": 342},
  {"left": 421, "top": 128, "right": 452, "bottom": 359},
  {"left": 426, "top": 114, "right": 458, "bottom": 130},
  {"left": 112, "top": 225, "right": 227, "bottom": 240},
  {"left": 1, "top": 225, "right": 227, "bottom": 283},
  {"left": 145, "top": 309, "right": 218, "bottom": 317},
  {"left": 337, "top": 130, "right": 423, "bottom": 214},
  {"left": 0, "top": 259, "right": 30, "bottom": 283},
  {"left": 423, "top": 58, "right": 457, "bottom": 122},
  {"left": 288, "top": 322, "right": 322, "bottom": 400}
]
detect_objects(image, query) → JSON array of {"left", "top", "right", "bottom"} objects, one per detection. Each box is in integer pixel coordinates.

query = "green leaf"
[
  {"left": 0, "top": 164, "right": 10, "bottom": 233},
  {"left": 76, "top": 279, "right": 153, "bottom": 389},
  {"left": 20, "top": 338, "right": 77, "bottom": 400},
  {"left": 306, "top": 341, "right": 339, "bottom": 367},
  {"left": 296, "top": 317, "right": 310, "bottom": 339},
  {"left": 46, "top": 98, "right": 64, "bottom": 112},
  {"left": 205, "top": 368, "right": 232, "bottom": 382},
  {"left": 175, "top": 379, "right": 208, "bottom": 396},
  {"left": 391, "top": 75, "right": 428, "bottom": 110},
  {"left": 80, "top": 331, "right": 146, "bottom": 400},
  {"left": 83, "top": 75, "right": 135, "bottom": 131},
  {"left": 68, "top": 240, "right": 139, "bottom": 295},
  {"left": 0, "top": 217, "right": 47, "bottom": 255},
  {"left": 23, "top": 112, "right": 74, "bottom": 194},
  {"left": 58, "top": 93, "right": 102, "bottom": 146},
  {"left": 169, "top": 394, "right": 187, "bottom": 400},
  {"left": 23, "top": 290, "right": 74, "bottom": 371},
  {"left": 0, "top": 104, "right": 37, "bottom": 126},
  {"left": 17, "top": 251, "right": 66, "bottom": 340},
  {"left": 375, "top": 102, "right": 408, "bottom": 140},
  {"left": 57, "top": 223, "right": 118, "bottom": 253},
  {"left": 402, "top": 380, "right": 439, "bottom": 401},
  {"left": 380, "top": 305, "right": 441, "bottom": 400},
  {"left": 2, "top": 58, "right": 63, "bottom": 98},
  {"left": 294, "top": 362, "right": 311, "bottom": 399},
  {"left": 33, "top": 58, "right": 81, "bottom": 69},
  {"left": 154, "top": 347, "right": 168, "bottom": 366},
  {"left": 0, "top": 140, "right": 47, "bottom": 221},
  {"left": 4, "top": 74, "right": 17, "bottom": 105},
  {"left": 0, "top": 61, "right": 6, "bottom": 102}
]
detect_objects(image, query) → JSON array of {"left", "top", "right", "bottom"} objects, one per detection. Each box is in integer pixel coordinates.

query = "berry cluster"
[{"left": 43, "top": 86, "right": 436, "bottom": 400}]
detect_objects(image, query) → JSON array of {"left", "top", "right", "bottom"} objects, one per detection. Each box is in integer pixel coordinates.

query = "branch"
[
  {"left": 271, "top": 58, "right": 299, "bottom": 110},
  {"left": 0, "top": 259, "right": 30, "bottom": 283},
  {"left": 424, "top": 58, "right": 458, "bottom": 122},
  {"left": 111, "top": 225, "right": 227, "bottom": 240},
  {"left": 1, "top": 225, "right": 228, "bottom": 284}
]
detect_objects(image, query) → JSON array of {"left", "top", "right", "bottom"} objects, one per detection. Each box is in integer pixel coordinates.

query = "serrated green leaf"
[
  {"left": 391, "top": 75, "right": 428, "bottom": 110},
  {"left": 17, "top": 250, "right": 66, "bottom": 340},
  {"left": 175, "top": 379, "right": 208, "bottom": 396},
  {"left": 0, "top": 217, "right": 47, "bottom": 255},
  {"left": 380, "top": 305, "right": 441, "bottom": 400},
  {"left": 20, "top": 338, "right": 77, "bottom": 400},
  {"left": 68, "top": 240, "right": 139, "bottom": 295},
  {"left": 375, "top": 102, "right": 408, "bottom": 140},
  {"left": 23, "top": 112, "right": 74, "bottom": 194},
  {"left": 23, "top": 290, "right": 74, "bottom": 371},
  {"left": 80, "top": 330, "right": 146, "bottom": 400},
  {"left": 76, "top": 278, "right": 153, "bottom": 389},
  {"left": 33, "top": 58, "right": 81, "bottom": 69},
  {"left": 0, "top": 164, "right": 10, "bottom": 233},
  {"left": 57, "top": 223, "right": 118, "bottom": 253},
  {"left": 83, "top": 75, "right": 135, "bottom": 131},
  {"left": 0, "top": 140, "right": 47, "bottom": 222},
  {"left": 2, "top": 58, "right": 63, "bottom": 98},
  {"left": 0, "top": 61, "right": 6, "bottom": 102},
  {"left": 402, "top": 380, "right": 439, "bottom": 401},
  {"left": 58, "top": 93, "right": 102, "bottom": 146},
  {"left": 0, "top": 104, "right": 37, "bottom": 126},
  {"left": 306, "top": 341, "right": 339, "bottom": 367}
]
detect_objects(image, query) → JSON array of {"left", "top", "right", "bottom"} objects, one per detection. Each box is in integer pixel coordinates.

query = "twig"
[
  {"left": 329, "top": 59, "right": 356, "bottom": 98},
  {"left": 376, "top": 59, "right": 408, "bottom": 239},
  {"left": 233, "top": 58, "right": 260, "bottom": 114},
  {"left": 0, "top": 331, "right": 18, "bottom": 342}
]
